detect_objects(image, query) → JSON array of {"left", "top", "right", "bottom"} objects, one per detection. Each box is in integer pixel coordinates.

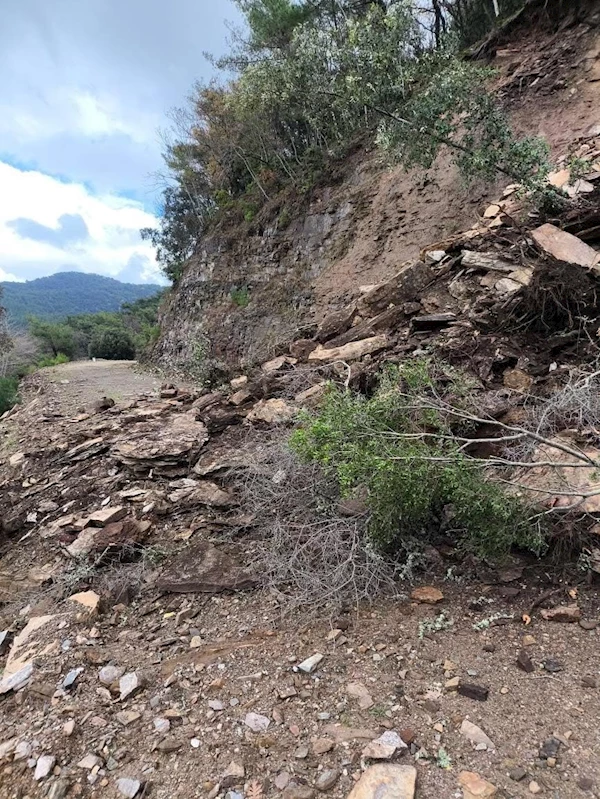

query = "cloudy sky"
[{"left": 0, "top": 0, "right": 242, "bottom": 285}]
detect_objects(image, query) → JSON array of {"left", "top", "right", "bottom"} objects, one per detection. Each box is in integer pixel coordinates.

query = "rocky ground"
[{"left": 0, "top": 346, "right": 599, "bottom": 799}]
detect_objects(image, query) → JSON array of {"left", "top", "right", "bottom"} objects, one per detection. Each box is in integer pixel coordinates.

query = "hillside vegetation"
[
  {"left": 1, "top": 272, "right": 162, "bottom": 327},
  {"left": 142, "top": 0, "right": 564, "bottom": 281}
]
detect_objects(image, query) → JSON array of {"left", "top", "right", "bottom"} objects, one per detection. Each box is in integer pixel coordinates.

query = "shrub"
[
  {"left": 290, "top": 361, "right": 544, "bottom": 562},
  {"left": 89, "top": 328, "right": 136, "bottom": 360},
  {"left": 230, "top": 286, "right": 251, "bottom": 308},
  {"left": 0, "top": 376, "right": 18, "bottom": 414}
]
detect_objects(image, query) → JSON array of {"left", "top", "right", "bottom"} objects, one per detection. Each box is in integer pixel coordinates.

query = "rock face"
[{"left": 347, "top": 764, "right": 417, "bottom": 799}]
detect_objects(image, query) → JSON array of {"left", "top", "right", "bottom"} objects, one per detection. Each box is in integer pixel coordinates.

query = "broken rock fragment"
[
  {"left": 116, "top": 778, "right": 142, "bottom": 798},
  {"left": 156, "top": 540, "right": 256, "bottom": 593},
  {"left": 246, "top": 398, "right": 297, "bottom": 425},
  {"left": 297, "top": 653, "right": 324, "bottom": 674},
  {"left": 459, "top": 771, "right": 497, "bottom": 799},
  {"left": 34, "top": 755, "right": 56, "bottom": 781},
  {"left": 531, "top": 223, "right": 600, "bottom": 272},
  {"left": 244, "top": 712, "right": 270, "bottom": 733},
  {"left": 347, "top": 764, "right": 417, "bottom": 799},
  {"left": 411, "top": 586, "right": 443, "bottom": 604},
  {"left": 460, "top": 720, "right": 495, "bottom": 750},
  {"left": 362, "top": 731, "right": 407, "bottom": 760},
  {"left": 541, "top": 605, "right": 581, "bottom": 623},
  {"left": 308, "top": 335, "right": 388, "bottom": 364}
]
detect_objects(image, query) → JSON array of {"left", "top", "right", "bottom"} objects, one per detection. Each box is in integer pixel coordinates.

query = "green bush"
[
  {"left": 89, "top": 328, "right": 136, "bottom": 360},
  {"left": 35, "top": 353, "right": 70, "bottom": 369},
  {"left": 230, "top": 287, "right": 251, "bottom": 308},
  {"left": 290, "top": 362, "right": 544, "bottom": 562},
  {"left": 0, "top": 376, "right": 18, "bottom": 414}
]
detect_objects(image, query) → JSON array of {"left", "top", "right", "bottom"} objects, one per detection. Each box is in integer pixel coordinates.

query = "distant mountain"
[{"left": 1, "top": 272, "right": 163, "bottom": 327}]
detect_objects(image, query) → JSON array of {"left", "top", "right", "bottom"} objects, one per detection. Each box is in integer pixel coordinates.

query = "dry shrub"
[{"left": 241, "top": 439, "right": 398, "bottom": 614}]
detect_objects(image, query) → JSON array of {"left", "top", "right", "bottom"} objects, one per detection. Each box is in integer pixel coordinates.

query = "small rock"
[
  {"left": 222, "top": 760, "right": 245, "bottom": 789},
  {"left": 284, "top": 784, "right": 316, "bottom": 799},
  {"left": 517, "top": 650, "right": 535, "bottom": 673},
  {"left": 347, "top": 681, "right": 374, "bottom": 710},
  {"left": 14, "top": 741, "right": 33, "bottom": 760},
  {"left": 99, "top": 664, "right": 125, "bottom": 686},
  {"left": 347, "top": 765, "right": 417, "bottom": 799},
  {"left": 582, "top": 676, "right": 597, "bottom": 688},
  {"left": 459, "top": 771, "right": 497, "bottom": 799},
  {"left": 578, "top": 777, "right": 595, "bottom": 792},
  {"left": 445, "top": 676, "right": 460, "bottom": 691},
  {"left": 157, "top": 738, "right": 182, "bottom": 753},
  {"left": 48, "top": 780, "right": 70, "bottom": 799},
  {"left": 119, "top": 672, "right": 145, "bottom": 701},
  {"left": 62, "top": 667, "right": 84, "bottom": 689},
  {"left": 117, "top": 711, "right": 141, "bottom": 727},
  {"left": 244, "top": 712, "right": 271, "bottom": 733},
  {"left": 529, "top": 781, "right": 542, "bottom": 794},
  {"left": 509, "top": 767, "right": 528, "bottom": 782},
  {"left": 295, "top": 746, "right": 309, "bottom": 759},
  {"left": 457, "top": 682, "right": 489, "bottom": 701},
  {"left": 579, "top": 619, "right": 599, "bottom": 630},
  {"left": 297, "top": 653, "right": 324, "bottom": 674},
  {"left": 522, "top": 634, "right": 536, "bottom": 647},
  {"left": 539, "top": 737, "right": 560, "bottom": 760},
  {"left": 315, "top": 769, "right": 340, "bottom": 792},
  {"left": 411, "top": 586, "right": 444, "bottom": 604},
  {"left": 68, "top": 590, "right": 101, "bottom": 613},
  {"left": 116, "top": 777, "right": 142, "bottom": 798},
  {"left": 154, "top": 718, "right": 171, "bottom": 733},
  {"left": 34, "top": 755, "right": 56, "bottom": 781},
  {"left": 362, "top": 731, "right": 407, "bottom": 760},
  {"left": 542, "top": 658, "right": 563, "bottom": 673},
  {"left": 460, "top": 720, "right": 495, "bottom": 750},
  {"left": 312, "top": 738, "right": 334, "bottom": 755},
  {"left": 482, "top": 643, "right": 496, "bottom": 653},
  {"left": 275, "top": 773, "right": 291, "bottom": 790},
  {"left": 208, "top": 699, "right": 224, "bottom": 711},
  {"left": 540, "top": 605, "right": 581, "bottom": 623},
  {"left": 63, "top": 720, "right": 75, "bottom": 737},
  {"left": 78, "top": 754, "right": 102, "bottom": 770}
]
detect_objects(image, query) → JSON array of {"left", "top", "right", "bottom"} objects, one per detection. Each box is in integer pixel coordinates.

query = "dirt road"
[{"left": 43, "top": 359, "right": 161, "bottom": 413}]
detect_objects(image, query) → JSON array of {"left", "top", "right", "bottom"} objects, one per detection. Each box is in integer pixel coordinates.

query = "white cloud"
[{"left": 0, "top": 161, "right": 165, "bottom": 284}]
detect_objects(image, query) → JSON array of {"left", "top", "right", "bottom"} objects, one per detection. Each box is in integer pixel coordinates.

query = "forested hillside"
[{"left": 1, "top": 272, "right": 162, "bottom": 327}]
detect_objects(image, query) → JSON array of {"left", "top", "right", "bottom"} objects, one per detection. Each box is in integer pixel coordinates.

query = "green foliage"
[
  {"left": 230, "top": 286, "right": 251, "bottom": 307},
  {"left": 376, "top": 57, "right": 551, "bottom": 193},
  {"left": 291, "top": 362, "right": 544, "bottom": 562},
  {"left": 28, "top": 317, "right": 75, "bottom": 359},
  {"left": 0, "top": 376, "right": 18, "bottom": 414},
  {"left": 34, "top": 353, "right": 70, "bottom": 369},
  {"left": 145, "top": 0, "right": 555, "bottom": 272},
  {"left": 28, "top": 292, "right": 163, "bottom": 364},
  {"left": 1, "top": 272, "right": 162, "bottom": 328},
  {"left": 88, "top": 328, "right": 136, "bottom": 360}
]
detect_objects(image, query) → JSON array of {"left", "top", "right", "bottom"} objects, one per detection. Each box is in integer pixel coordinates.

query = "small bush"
[
  {"left": 291, "top": 361, "right": 543, "bottom": 562},
  {"left": 35, "top": 352, "right": 70, "bottom": 369},
  {"left": 89, "top": 329, "right": 135, "bottom": 360},
  {"left": 230, "top": 286, "right": 250, "bottom": 308},
  {"left": 0, "top": 376, "right": 18, "bottom": 414}
]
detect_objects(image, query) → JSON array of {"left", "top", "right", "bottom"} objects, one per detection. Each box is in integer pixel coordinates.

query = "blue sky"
[{"left": 0, "top": 0, "right": 242, "bottom": 284}]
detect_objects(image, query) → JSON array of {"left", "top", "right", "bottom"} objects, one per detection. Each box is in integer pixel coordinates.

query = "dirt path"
[{"left": 42, "top": 359, "right": 161, "bottom": 414}]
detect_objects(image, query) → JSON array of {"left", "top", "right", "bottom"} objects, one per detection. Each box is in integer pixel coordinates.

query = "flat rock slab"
[
  {"left": 532, "top": 223, "right": 600, "bottom": 271},
  {"left": 347, "top": 765, "right": 416, "bottom": 799},
  {"left": 308, "top": 335, "right": 388, "bottom": 363},
  {"left": 156, "top": 540, "right": 256, "bottom": 593}
]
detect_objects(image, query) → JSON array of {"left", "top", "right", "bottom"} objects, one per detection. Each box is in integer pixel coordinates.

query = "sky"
[{"left": 0, "top": 0, "right": 242, "bottom": 285}]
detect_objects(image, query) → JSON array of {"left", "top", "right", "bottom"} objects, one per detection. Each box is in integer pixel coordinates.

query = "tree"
[
  {"left": 28, "top": 317, "right": 75, "bottom": 358},
  {"left": 89, "top": 328, "right": 136, "bottom": 360}
]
